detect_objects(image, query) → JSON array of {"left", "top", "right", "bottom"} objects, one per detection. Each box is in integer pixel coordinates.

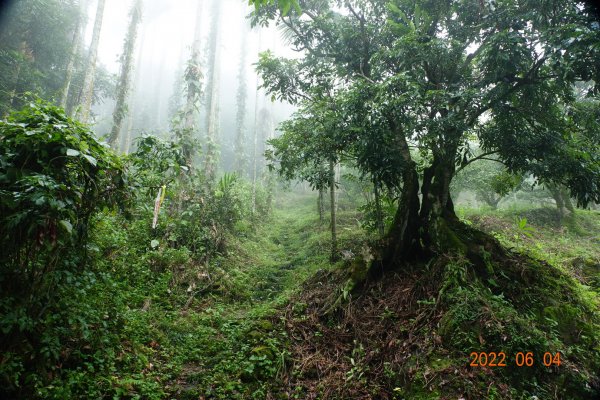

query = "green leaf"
[
  {"left": 487, "top": 278, "right": 499, "bottom": 287},
  {"left": 66, "top": 149, "right": 80, "bottom": 157},
  {"left": 150, "top": 239, "right": 159, "bottom": 249},
  {"left": 59, "top": 220, "right": 73, "bottom": 234},
  {"left": 82, "top": 154, "right": 97, "bottom": 166}
]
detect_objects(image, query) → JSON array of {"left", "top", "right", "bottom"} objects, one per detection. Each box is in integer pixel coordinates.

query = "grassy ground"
[
  {"left": 138, "top": 190, "right": 367, "bottom": 399},
  {"left": 458, "top": 206, "right": 600, "bottom": 291},
  {"left": 76, "top": 195, "right": 599, "bottom": 399},
  {"left": 154, "top": 200, "right": 599, "bottom": 399},
  {"left": 269, "top": 203, "right": 600, "bottom": 400}
]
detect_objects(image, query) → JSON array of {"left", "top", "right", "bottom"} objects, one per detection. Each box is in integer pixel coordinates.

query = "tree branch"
[{"left": 455, "top": 150, "right": 501, "bottom": 173}]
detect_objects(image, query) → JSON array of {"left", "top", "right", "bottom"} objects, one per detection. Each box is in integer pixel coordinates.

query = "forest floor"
[
  {"left": 157, "top": 191, "right": 367, "bottom": 399},
  {"left": 107, "top": 192, "right": 599, "bottom": 399},
  {"left": 152, "top": 193, "right": 600, "bottom": 399}
]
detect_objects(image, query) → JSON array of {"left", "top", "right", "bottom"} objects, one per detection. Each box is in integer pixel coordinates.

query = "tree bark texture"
[
  {"left": 203, "top": 0, "right": 222, "bottom": 183},
  {"left": 60, "top": 0, "right": 87, "bottom": 110},
  {"left": 329, "top": 159, "right": 338, "bottom": 261},
  {"left": 108, "top": 0, "right": 142, "bottom": 148},
  {"left": 76, "top": 0, "right": 106, "bottom": 123}
]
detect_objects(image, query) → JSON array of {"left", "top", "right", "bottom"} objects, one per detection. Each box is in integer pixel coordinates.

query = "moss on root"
[{"left": 280, "top": 222, "right": 600, "bottom": 399}]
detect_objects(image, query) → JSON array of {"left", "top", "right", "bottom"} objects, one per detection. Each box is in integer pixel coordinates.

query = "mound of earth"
[{"left": 277, "top": 244, "right": 600, "bottom": 399}]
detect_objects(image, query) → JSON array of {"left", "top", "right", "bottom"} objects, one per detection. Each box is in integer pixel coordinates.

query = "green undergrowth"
[
  {"left": 458, "top": 207, "right": 600, "bottom": 291},
  {"left": 14, "top": 190, "right": 367, "bottom": 399},
  {"left": 279, "top": 206, "right": 600, "bottom": 399},
  {"left": 433, "top": 251, "right": 600, "bottom": 398}
]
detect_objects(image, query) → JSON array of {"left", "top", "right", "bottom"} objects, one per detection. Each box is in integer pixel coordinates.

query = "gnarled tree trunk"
[{"left": 378, "top": 129, "right": 499, "bottom": 275}]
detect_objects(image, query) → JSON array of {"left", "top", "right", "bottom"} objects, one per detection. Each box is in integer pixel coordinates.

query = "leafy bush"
[{"left": 0, "top": 99, "right": 127, "bottom": 395}]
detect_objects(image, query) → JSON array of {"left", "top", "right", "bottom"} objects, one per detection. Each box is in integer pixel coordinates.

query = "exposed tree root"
[{"left": 277, "top": 225, "right": 600, "bottom": 399}]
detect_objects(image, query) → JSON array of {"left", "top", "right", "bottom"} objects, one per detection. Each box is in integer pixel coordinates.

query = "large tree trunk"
[
  {"left": 378, "top": 125, "right": 477, "bottom": 273},
  {"left": 380, "top": 163, "right": 422, "bottom": 268},
  {"left": 379, "top": 123, "right": 423, "bottom": 269},
  {"left": 379, "top": 153, "right": 504, "bottom": 279},
  {"left": 76, "top": 0, "right": 106, "bottom": 123},
  {"left": 548, "top": 183, "right": 575, "bottom": 220},
  {"left": 108, "top": 0, "right": 142, "bottom": 148}
]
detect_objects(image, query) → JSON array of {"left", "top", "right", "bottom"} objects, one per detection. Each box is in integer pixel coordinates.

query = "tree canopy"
[{"left": 256, "top": 0, "right": 600, "bottom": 263}]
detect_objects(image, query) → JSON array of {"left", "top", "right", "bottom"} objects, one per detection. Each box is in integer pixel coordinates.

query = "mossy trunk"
[
  {"left": 60, "top": 0, "right": 86, "bottom": 110},
  {"left": 548, "top": 183, "right": 575, "bottom": 220},
  {"left": 203, "top": 0, "right": 222, "bottom": 184},
  {"left": 76, "top": 0, "right": 106, "bottom": 123},
  {"left": 379, "top": 153, "right": 500, "bottom": 274},
  {"left": 108, "top": 0, "right": 142, "bottom": 148}
]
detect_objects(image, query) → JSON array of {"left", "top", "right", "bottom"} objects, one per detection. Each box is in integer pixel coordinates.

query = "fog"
[{"left": 81, "top": 0, "right": 296, "bottom": 171}]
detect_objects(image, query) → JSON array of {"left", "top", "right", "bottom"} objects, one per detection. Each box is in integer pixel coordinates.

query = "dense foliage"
[
  {"left": 0, "top": 99, "right": 127, "bottom": 394},
  {"left": 0, "top": 1, "right": 598, "bottom": 399},
  {"left": 0, "top": 0, "right": 114, "bottom": 118},
  {"left": 256, "top": 0, "right": 600, "bottom": 264},
  {"left": 0, "top": 99, "right": 272, "bottom": 398}
]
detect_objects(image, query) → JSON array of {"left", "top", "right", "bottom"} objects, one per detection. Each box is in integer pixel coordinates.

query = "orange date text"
[{"left": 469, "top": 352, "right": 561, "bottom": 367}]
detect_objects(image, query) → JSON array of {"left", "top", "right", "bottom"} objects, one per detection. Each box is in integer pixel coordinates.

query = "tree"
[
  {"left": 251, "top": 27, "right": 264, "bottom": 213},
  {"left": 203, "top": 0, "right": 223, "bottom": 183},
  {"left": 108, "top": 0, "right": 143, "bottom": 148},
  {"left": 175, "top": 0, "right": 204, "bottom": 168},
  {"left": 0, "top": 0, "right": 81, "bottom": 116},
  {"left": 452, "top": 158, "right": 523, "bottom": 209},
  {"left": 255, "top": 0, "right": 600, "bottom": 269},
  {"left": 234, "top": 19, "right": 250, "bottom": 175},
  {"left": 267, "top": 94, "right": 344, "bottom": 260},
  {"left": 120, "top": 20, "right": 147, "bottom": 154},
  {"left": 59, "top": 0, "right": 87, "bottom": 110},
  {"left": 76, "top": 0, "right": 106, "bottom": 123}
]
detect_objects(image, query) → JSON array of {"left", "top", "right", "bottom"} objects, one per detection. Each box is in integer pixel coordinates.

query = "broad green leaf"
[
  {"left": 66, "top": 149, "right": 80, "bottom": 156},
  {"left": 82, "top": 154, "right": 97, "bottom": 166},
  {"left": 59, "top": 220, "right": 73, "bottom": 234}
]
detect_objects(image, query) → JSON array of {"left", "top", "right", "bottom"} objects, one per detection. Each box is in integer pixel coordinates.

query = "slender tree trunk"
[
  {"left": 203, "top": 0, "right": 222, "bottom": 183},
  {"left": 60, "top": 0, "right": 86, "bottom": 110},
  {"left": 374, "top": 179, "right": 384, "bottom": 236},
  {"left": 318, "top": 188, "right": 325, "bottom": 222},
  {"left": 7, "top": 41, "right": 32, "bottom": 112},
  {"left": 8, "top": 59, "right": 22, "bottom": 110},
  {"left": 177, "top": 0, "right": 204, "bottom": 168},
  {"left": 76, "top": 0, "right": 106, "bottom": 123},
  {"left": 234, "top": 19, "right": 249, "bottom": 175},
  {"left": 252, "top": 28, "right": 263, "bottom": 214},
  {"left": 121, "top": 20, "right": 146, "bottom": 154},
  {"left": 329, "top": 159, "right": 338, "bottom": 261},
  {"left": 168, "top": 45, "right": 186, "bottom": 125},
  {"left": 108, "top": 0, "right": 142, "bottom": 148}
]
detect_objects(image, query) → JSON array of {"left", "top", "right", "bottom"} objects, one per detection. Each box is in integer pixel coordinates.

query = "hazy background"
[{"left": 83, "top": 0, "right": 296, "bottom": 172}]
